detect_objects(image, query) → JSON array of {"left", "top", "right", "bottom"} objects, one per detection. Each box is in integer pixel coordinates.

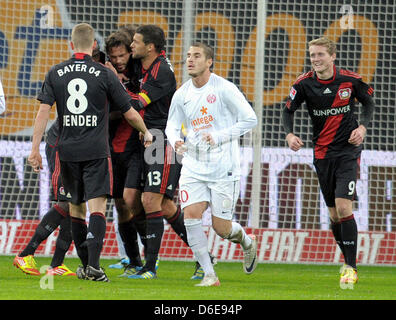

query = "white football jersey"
[
  {"left": 0, "top": 79, "right": 5, "bottom": 115},
  {"left": 166, "top": 73, "right": 257, "bottom": 181}
]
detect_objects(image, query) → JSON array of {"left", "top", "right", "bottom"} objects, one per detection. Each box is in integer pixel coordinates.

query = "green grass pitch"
[{"left": 1, "top": 255, "right": 395, "bottom": 300}]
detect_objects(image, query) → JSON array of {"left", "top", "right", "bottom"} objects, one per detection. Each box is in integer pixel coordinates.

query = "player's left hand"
[
  {"left": 28, "top": 151, "right": 43, "bottom": 172},
  {"left": 201, "top": 132, "right": 215, "bottom": 146},
  {"left": 105, "top": 61, "right": 117, "bottom": 74},
  {"left": 175, "top": 140, "right": 187, "bottom": 155},
  {"left": 348, "top": 125, "right": 366, "bottom": 146},
  {"left": 142, "top": 130, "right": 153, "bottom": 148}
]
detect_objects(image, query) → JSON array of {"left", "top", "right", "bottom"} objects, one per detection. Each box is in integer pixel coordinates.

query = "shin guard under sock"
[
  {"left": 71, "top": 216, "right": 88, "bottom": 267},
  {"left": 133, "top": 214, "right": 147, "bottom": 249},
  {"left": 184, "top": 218, "right": 214, "bottom": 276},
  {"left": 145, "top": 211, "right": 164, "bottom": 272},
  {"left": 118, "top": 218, "right": 143, "bottom": 267},
  {"left": 20, "top": 205, "right": 67, "bottom": 257},
  {"left": 51, "top": 214, "right": 72, "bottom": 268},
  {"left": 166, "top": 206, "right": 188, "bottom": 246},
  {"left": 330, "top": 220, "right": 346, "bottom": 262},
  {"left": 340, "top": 214, "right": 358, "bottom": 269},
  {"left": 87, "top": 212, "right": 106, "bottom": 270}
]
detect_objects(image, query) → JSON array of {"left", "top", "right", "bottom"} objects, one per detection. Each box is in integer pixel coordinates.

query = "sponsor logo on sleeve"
[{"left": 289, "top": 87, "right": 297, "bottom": 100}]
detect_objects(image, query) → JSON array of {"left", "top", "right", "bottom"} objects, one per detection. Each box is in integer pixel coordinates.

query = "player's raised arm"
[{"left": 123, "top": 106, "right": 152, "bottom": 147}]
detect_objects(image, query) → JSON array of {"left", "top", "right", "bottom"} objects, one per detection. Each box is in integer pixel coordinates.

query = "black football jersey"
[
  {"left": 38, "top": 53, "right": 133, "bottom": 162},
  {"left": 128, "top": 52, "right": 176, "bottom": 130},
  {"left": 109, "top": 58, "right": 141, "bottom": 154},
  {"left": 285, "top": 65, "right": 374, "bottom": 159}
]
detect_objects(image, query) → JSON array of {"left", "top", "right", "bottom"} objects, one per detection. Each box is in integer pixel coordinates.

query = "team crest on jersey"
[
  {"left": 289, "top": 87, "right": 297, "bottom": 100},
  {"left": 207, "top": 94, "right": 216, "bottom": 103},
  {"left": 338, "top": 88, "right": 352, "bottom": 100}
]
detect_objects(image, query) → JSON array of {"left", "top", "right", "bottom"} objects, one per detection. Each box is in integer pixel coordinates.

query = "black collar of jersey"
[
  {"left": 141, "top": 51, "right": 166, "bottom": 74},
  {"left": 314, "top": 64, "right": 337, "bottom": 84},
  {"left": 72, "top": 53, "right": 93, "bottom": 61}
]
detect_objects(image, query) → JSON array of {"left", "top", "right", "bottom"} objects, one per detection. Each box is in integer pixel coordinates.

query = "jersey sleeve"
[
  {"left": 282, "top": 82, "right": 305, "bottom": 134},
  {"left": 211, "top": 80, "right": 257, "bottom": 144},
  {"left": 0, "top": 80, "right": 5, "bottom": 114},
  {"left": 106, "top": 70, "right": 133, "bottom": 114},
  {"left": 138, "top": 63, "right": 176, "bottom": 108},
  {"left": 165, "top": 89, "right": 185, "bottom": 149},
  {"left": 284, "top": 82, "right": 305, "bottom": 112},
  {"left": 354, "top": 78, "right": 374, "bottom": 104},
  {"left": 353, "top": 78, "right": 375, "bottom": 128},
  {"left": 37, "top": 70, "right": 56, "bottom": 106}
]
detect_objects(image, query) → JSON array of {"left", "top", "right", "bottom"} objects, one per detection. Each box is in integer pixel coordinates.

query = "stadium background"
[{"left": 0, "top": 0, "right": 395, "bottom": 265}]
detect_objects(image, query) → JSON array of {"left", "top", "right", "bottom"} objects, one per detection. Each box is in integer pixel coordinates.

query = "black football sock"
[
  {"left": 118, "top": 218, "right": 143, "bottom": 267},
  {"left": 87, "top": 212, "right": 106, "bottom": 270},
  {"left": 144, "top": 211, "right": 164, "bottom": 272},
  {"left": 51, "top": 214, "right": 72, "bottom": 268},
  {"left": 133, "top": 213, "right": 147, "bottom": 250},
  {"left": 340, "top": 214, "right": 358, "bottom": 269},
  {"left": 20, "top": 204, "right": 66, "bottom": 257},
  {"left": 71, "top": 216, "right": 88, "bottom": 268},
  {"left": 166, "top": 206, "right": 188, "bottom": 246},
  {"left": 330, "top": 220, "right": 346, "bottom": 262}
]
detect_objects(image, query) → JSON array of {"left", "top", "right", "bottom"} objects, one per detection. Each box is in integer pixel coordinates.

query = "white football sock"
[
  {"left": 226, "top": 221, "right": 252, "bottom": 250},
  {"left": 184, "top": 219, "right": 215, "bottom": 276}
]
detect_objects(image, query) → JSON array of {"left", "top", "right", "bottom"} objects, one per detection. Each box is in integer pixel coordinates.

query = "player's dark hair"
[
  {"left": 92, "top": 40, "right": 105, "bottom": 63},
  {"left": 105, "top": 31, "right": 132, "bottom": 54},
  {"left": 136, "top": 24, "right": 166, "bottom": 53},
  {"left": 118, "top": 24, "right": 139, "bottom": 43}
]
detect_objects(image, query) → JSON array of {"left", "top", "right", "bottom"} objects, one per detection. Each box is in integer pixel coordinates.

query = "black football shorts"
[
  {"left": 142, "top": 139, "right": 182, "bottom": 199},
  {"left": 60, "top": 157, "right": 113, "bottom": 204},
  {"left": 45, "top": 143, "right": 70, "bottom": 202},
  {"left": 111, "top": 145, "right": 145, "bottom": 198},
  {"left": 313, "top": 155, "right": 360, "bottom": 207}
]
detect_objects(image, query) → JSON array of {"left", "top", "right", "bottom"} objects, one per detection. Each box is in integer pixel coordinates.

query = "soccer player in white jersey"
[{"left": 165, "top": 42, "right": 258, "bottom": 287}]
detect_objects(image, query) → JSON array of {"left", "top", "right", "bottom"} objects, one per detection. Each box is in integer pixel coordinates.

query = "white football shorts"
[{"left": 178, "top": 175, "right": 240, "bottom": 220}]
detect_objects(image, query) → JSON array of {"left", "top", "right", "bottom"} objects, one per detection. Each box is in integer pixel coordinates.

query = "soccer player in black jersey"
[
  {"left": 105, "top": 29, "right": 147, "bottom": 275},
  {"left": 282, "top": 37, "right": 375, "bottom": 286},
  {"left": 106, "top": 27, "right": 211, "bottom": 280},
  {"left": 14, "top": 44, "right": 107, "bottom": 278},
  {"left": 14, "top": 119, "right": 75, "bottom": 277},
  {"left": 28, "top": 23, "right": 152, "bottom": 282},
  {"left": 118, "top": 24, "right": 187, "bottom": 280}
]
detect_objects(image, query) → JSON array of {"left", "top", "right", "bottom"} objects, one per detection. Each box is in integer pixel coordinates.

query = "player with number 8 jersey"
[
  {"left": 30, "top": 23, "right": 152, "bottom": 281},
  {"left": 39, "top": 51, "right": 134, "bottom": 162}
]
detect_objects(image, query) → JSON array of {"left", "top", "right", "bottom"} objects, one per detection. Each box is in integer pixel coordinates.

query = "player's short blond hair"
[
  {"left": 71, "top": 23, "right": 95, "bottom": 51},
  {"left": 308, "top": 37, "right": 337, "bottom": 55}
]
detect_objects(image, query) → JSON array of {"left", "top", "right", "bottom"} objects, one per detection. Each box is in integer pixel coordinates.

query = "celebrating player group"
[{"left": 13, "top": 21, "right": 373, "bottom": 287}]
